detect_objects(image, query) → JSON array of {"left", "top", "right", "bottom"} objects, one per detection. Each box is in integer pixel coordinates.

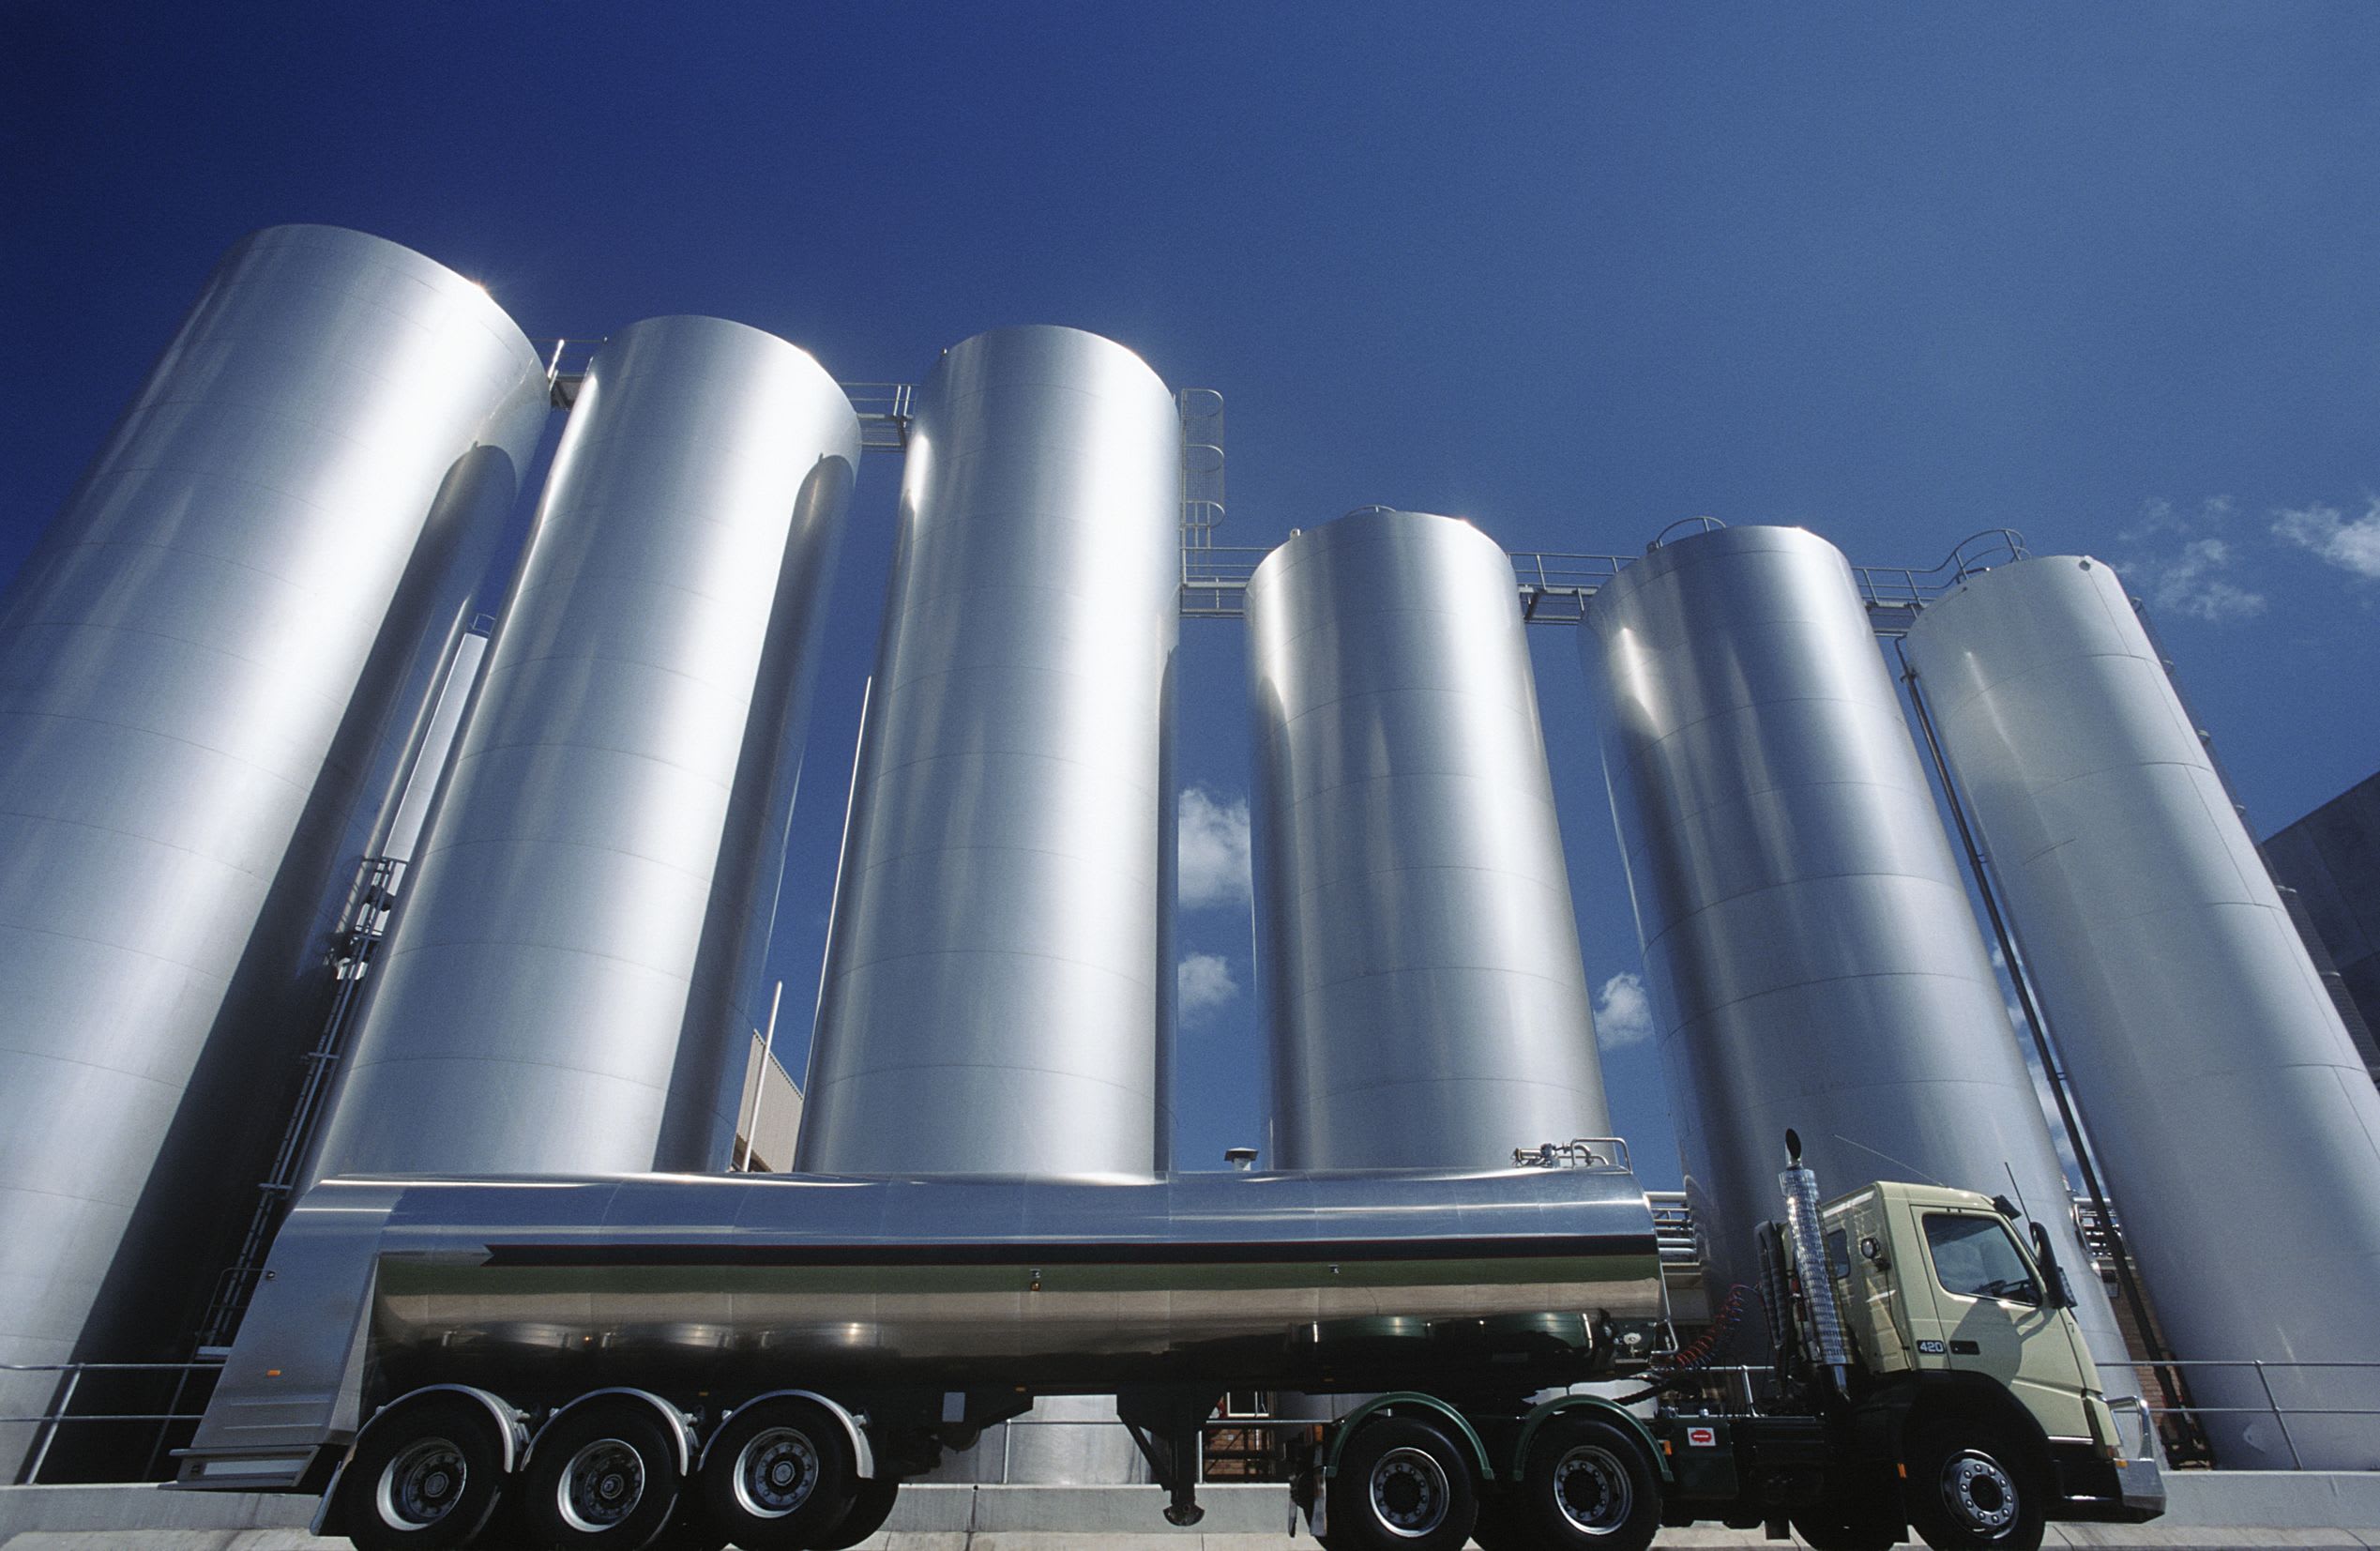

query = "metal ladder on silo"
[{"left": 193, "top": 852, "right": 405, "bottom": 1350}]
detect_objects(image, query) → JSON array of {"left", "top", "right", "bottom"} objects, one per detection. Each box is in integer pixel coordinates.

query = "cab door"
[{"left": 1914, "top": 1209, "right": 2092, "bottom": 1437}]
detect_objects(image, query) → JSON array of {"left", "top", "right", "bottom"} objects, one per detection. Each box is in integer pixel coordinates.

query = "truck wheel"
[
  {"left": 1519, "top": 1416, "right": 1659, "bottom": 1551},
  {"left": 1468, "top": 1495, "right": 1526, "bottom": 1550},
  {"left": 338, "top": 1395, "right": 508, "bottom": 1551},
  {"left": 1327, "top": 1415, "right": 1478, "bottom": 1551},
  {"left": 521, "top": 1399, "right": 684, "bottom": 1548},
  {"left": 1904, "top": 1422, "right": 2042, "bottom": 1551},
  {"left": 812, "top": 1476, "right": 900, "bottom": 1548},
  {"left": 697, "top": 1396, "right": 858, "bottom": 1550}
]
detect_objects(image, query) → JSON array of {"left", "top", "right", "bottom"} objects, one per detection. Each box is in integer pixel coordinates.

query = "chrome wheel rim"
[
  {"left": 1941, "top": 1449, "right": 2018, "bottom": 1533},
  {"left": 377, "top": 1437, "right": 467, "bottom": 1529},
  {"left": 1552, "top": 1443, "right": 1631, "bottom": 1535},
  {"left": 558, "top": 1437, "right": 645, "bottom": 1532},
  {"left": 734, "top": 1426, "right": 821, "bottom": 1518},
  {"left": 1368, "top": 1445, "right": 1449, "bottom": 1538}
]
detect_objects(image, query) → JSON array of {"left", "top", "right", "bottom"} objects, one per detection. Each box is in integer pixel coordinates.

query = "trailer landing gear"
[{"left": 1116, "top": 1387, "right": 1220, "bottom": 1528}]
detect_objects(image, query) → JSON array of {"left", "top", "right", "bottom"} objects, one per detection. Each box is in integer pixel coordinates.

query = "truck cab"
[{"left": 1753, "top": 1179, "right": 2161, "bottom": 1547}]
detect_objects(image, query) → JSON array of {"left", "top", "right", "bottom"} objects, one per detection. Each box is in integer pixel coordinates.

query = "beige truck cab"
[{"left": 1812, "top": 1180, "right": 2160, "bottom": 1545}]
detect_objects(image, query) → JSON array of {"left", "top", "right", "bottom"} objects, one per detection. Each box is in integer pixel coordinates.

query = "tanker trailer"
[
  {"left": 174, "top": 1158, "right": 1665, "bottom": 1549},
  {"left": 174, "top": 1146, "right": 2157, "bottom": 1551}
]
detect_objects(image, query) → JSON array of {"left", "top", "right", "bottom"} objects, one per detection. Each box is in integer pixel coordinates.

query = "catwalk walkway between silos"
[{"left": 9, "top": 1479, "right": 2380, "bottom": 1550}]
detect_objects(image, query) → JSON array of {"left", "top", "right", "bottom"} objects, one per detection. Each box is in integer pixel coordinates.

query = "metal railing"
[
  {"left": 841, "top": 382, "right": 915, "bottom": 450},
  {"left": 2135, "top": 1360, "right": 2380, "bottom": 1471},
  {"left": 1851, "top": 527, "right": 2027, "bottom": 618},
  {"left": 5, "top": 1360, "right": 222, "bottom": 1484},
  {"left": 1645, "top": 1190, "right": 1699, "bottom": 1264}
]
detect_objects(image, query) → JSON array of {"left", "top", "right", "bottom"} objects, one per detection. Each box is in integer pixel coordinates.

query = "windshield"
[{"left": 1922, "top": 1212, "right": 2041, "bottom": 1306}]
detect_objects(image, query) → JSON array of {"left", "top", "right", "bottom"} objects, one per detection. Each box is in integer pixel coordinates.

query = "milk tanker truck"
[{"left": 172, "top": 1135, "right": 2161, "bottom": 1551}]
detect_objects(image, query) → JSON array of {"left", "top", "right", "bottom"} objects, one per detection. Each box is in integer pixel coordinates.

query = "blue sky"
[{"left": 7, "top": 5, "right": 2378, "bottom": 1186}]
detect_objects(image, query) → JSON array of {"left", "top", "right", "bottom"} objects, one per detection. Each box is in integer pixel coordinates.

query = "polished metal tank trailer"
[{"left": 174, "top": 1146, "right": 2158, "bottom": 1551}]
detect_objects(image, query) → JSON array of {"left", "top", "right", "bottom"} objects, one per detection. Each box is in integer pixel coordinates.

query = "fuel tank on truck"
[
  {"left": 311, "top": 316, "right": 860, "bottom": 1181},
  {"left": 1246, "top": 508, "right": 1612, "bottom": 1168},
  {"left": 1576, "top": 525, "right": 2130, "bottom": 1391},
  {"left": 797, "top": 325, "right": 1181, "bottom": 1179},
  {"left": 1903, "top": 554, "right": 2380, "bottom": 1468},
  {"left": 180, "top": 1162, "right": 1667, "bottom": 1474},
  {"left": 0, "top": 226, "right": 548, "bottom": 1476}
]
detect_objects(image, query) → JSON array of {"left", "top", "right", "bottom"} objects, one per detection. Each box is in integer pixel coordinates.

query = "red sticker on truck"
[{"left": 1686, "top": 1426, "right": 1717, "bottom": 1447}]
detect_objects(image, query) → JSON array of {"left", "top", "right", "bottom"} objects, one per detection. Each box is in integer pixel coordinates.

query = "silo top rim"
[
  {"left": 231, "top": 224, "right": 542, "bottom": 374},
  {"left": 1245, "top": 507, "right": 1507, "bottom": 600},
  {"left": 1901, "top": 552, "right": 2110, "bottom": 637},
  {"left": 1586, "top": 523, "right": 1847, "bottom": 616},
  {"left": 594, "top": 314, "right": 856, "bottom": 422},
  {"left": 933, "top": 323, "right": 1171, "bottom": 388}
]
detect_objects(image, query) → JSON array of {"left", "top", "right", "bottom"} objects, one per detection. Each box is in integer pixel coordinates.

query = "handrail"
[{"left": 4, "top": 1359, "right": 223, "bottom": 1484}]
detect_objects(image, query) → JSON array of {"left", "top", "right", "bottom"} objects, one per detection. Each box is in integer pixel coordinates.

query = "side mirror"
[{"left": 2029, "top": 1222, "right": 2076, "bottom": 1310}]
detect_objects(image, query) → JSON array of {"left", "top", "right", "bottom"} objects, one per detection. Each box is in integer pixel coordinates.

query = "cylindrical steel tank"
[
  {"left": 1903, "top": 555, "right": 2380, "bottom": 1468},
  {"left": 796, "top": 326, "right": 1180, "bottom": 1179},
  {"left": 793, "top": 326, "right": 1176, "bottom": 1486},
  {"left": 1578, "top": 526, "right": 2130, "bottom": 1387},
  {"left": 1246, "top": 509, "right": 1612, "bottom": 1168},
  {"left": 0, "top": 226, "right": 547, "bottom": 1471},
  {"left": 312, "top": 317, "right": 860, "bottom": 1181}
]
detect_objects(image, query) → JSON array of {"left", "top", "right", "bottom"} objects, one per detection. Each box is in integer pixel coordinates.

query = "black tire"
[
  {"left": 1519, "top": 1416, "right": 1660, "bottom": 1551},
  {"left": 811, "top": 1475, "right": 900, "bottom": 1549},
  {"left": 696, "top": 1396, "right": 860, "bottom": 1550},
  {"left": 338, "top": 1395, "right": 508, "bottom": 1551},
  {"left": 1903, "top": 1421, "right": 2043, "bottom": 1551},
  {"left": 636, "top": 1494, "right": 728, "bottom": 1551},
  {"left": 520, "top": 1398, "right": 684, "bottom": 1549},
  {"left": 1793, "top": 1503, "right": 1903, "bottom": 1551},
  {"left": 1327, "top": 1415, "right": 1478, "bottom": 1551},
  {"left": 1468, "top": 1494, "right": 1526, "bottom": 1550}
]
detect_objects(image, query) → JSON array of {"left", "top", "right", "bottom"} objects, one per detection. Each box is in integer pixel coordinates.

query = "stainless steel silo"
[
  {"left": 0, "top": 226, "right": 547, "bottom": 1472},
  {"left": 1247, "top": 509, "right": 1612, "bottom": 1168},
  {"left": 795, "top": 325, "right": 1180, "bottom": 1179},
  {"left": 311, "top": 316, "right": 860, "bottom": 1180},
  {"left": 1578, "top": 526, "right": 2130, "bottom": 1387},
  {"left": 1904, "top": 555, "right": 2380, "bottom": 1468},
  {"left": 793, "top": 326, "right": 1175, "bottom": 1488}
]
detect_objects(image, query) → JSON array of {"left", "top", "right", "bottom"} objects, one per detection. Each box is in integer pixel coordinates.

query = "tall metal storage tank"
[
  {"left": 1904, "top": 555, "right": 2380, "bottom": 1468},
  {"left": 312, "top": 316, "right": 860, "bottom": 1179},
  {"left": 1247, "top": 509, "right": 1612, "bottom": 1167},
  {"left": 0, "top": 226, "right": 547, "bottom": 1473},
  {"left": 796, "top": 325, "right": 1179, "bottom": 1179},
  {"left": 795, "top": 326, "right": 1176, "bottom": 1487},
  {"left": 1579, "top": 526, "right": 2130, "bottom": 1385}
]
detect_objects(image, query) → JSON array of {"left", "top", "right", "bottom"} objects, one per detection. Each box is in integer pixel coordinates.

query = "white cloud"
[
  {"left": 2272, "top": 497, "right": 2380, "bottom": 581},
  {"left": 1178, "top": 788, "right": 1252, "bottom": 908},
  {"left": 2130, "top": 537, "right": 2266, "bottom": 622},
  {"left": 1592, "top": 971, "right": 1654, "bottom": 1049},
  {"left": 1177, "top": 951, "right": 1238, "bottom": 1024},
  {"left": 2120, "top": 494, "right": 2231, "bottom": 543}
]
